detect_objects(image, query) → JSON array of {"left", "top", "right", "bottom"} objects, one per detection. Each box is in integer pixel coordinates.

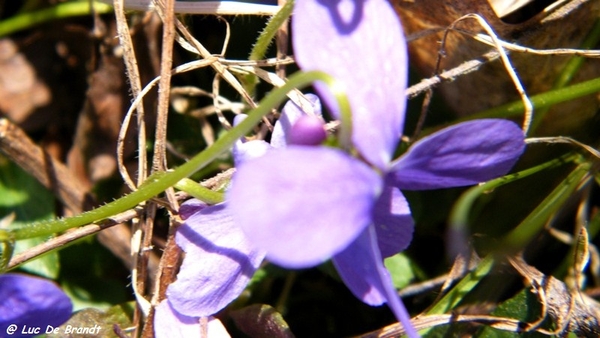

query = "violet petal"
[
  {"left": 154, "top": 300, "right": 230, "bottom": 338},
  {"left": 372, "top": 185, "right": 414, "bottom": 258},
  {"left": 167, "top": 204, "right": 265, "bottom": 317},
  {"left": 332, "top": 226, "right": 419, "bottom": 337},
  {"left": 229, "top": 146, "right": 382, "bottom": 268},
  {"left": 233, "top": 139, "right": 272, "bottom": 165},
  {"left": 293, "top": 0, "right": 408, "bottom": 169},
  {"left": 390, "top": 119, "right": 525, "bottom": 190},
  {"left": 332, "top": 228, "right": 386, "bottom": 306},
  {"left": 179, "top": 198, "right": 207, "bottom": 220},
  {"left": 271, "top": 94, "right": 322, "bottom": 148},
  {"left": 0, "top": 273, "right": 72, "bottom": 336}
]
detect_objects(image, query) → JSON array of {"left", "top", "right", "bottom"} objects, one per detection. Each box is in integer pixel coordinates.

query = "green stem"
[
  {"left": 174, "top": 178, "right": 224, "bottom": 205},
  {"left": 449, "top": 152, "right": 580, "bottom": 248},
  {"left": 457, "top": 75, "right": 600, "bottom": 121},
  {"left": 426, "top": 255, "right": 495, "bottom": 315},
  {"left": 0, "top": 1, "right": 113, "bottom": 37},
  {"left": 4, "top": 70, "right": 350, "bottom": 240},
  {"left": 249, "top": 0, "right": 294, "bottom": 61},
  {"left": 243, "top": 0, "right": 294, "bottom": 96},
  {"left": 498, "top": 161, "right": 592, "bottom": 252},
  {"left": 530, "top": 18, "right": 600, "bottom": 132}
]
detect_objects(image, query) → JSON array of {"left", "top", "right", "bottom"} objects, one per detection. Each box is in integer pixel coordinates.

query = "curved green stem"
[
  {"left": 448, "top": 152, "right": 581, "bottom": 257},
  {"left": 174, "top": 178, "right": 224, "bottom": 205},
  {"left": 0, "top": 1, "right": 113, "bottom": 38},
  {"left": 498, "top": 161, "right": 592, "bottom": 252},
  {"left": 5, "top": 70, "right": 350, "bottom": 240}
]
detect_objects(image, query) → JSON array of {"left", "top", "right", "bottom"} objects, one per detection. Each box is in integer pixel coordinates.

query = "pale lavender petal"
[
  {"left": 372, "top": 185, "right": 414, "bottom": 258},
  {"left": 271, "top": 94, "right": 322, "bottom": 148},
  {"left": 332, "top": 226, "right": 419, "bottom": 338},
  {"left": 154, "top": 301, "right": 231, "bottom": 338},
  {"left": 229, "top": 146, "right": 382, "bottom": 268},
  {"left": 0, "top": 273, "right": 72, "bottom": 336},
  {"left": 167, "top": 204, "right": 265, "bottom": 317},
  {"left": 287, "top": 115, "right": 327, "bottom": 146},
  {"left": 232, "top": 114, "right": 272, "bottom": 165},
  {"left": 390, "top": 119, "right": 525, "bottom": 190},
  {"left": 233, "top": 139, "right": 272, "bottom": 165},
  {"left": 293, "top": 0, "right": 408, "bottom": 169}
]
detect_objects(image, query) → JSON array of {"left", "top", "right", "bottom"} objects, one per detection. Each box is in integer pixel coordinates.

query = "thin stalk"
[
  {"left": 3, "top": 70, "right": 350, "bottom": 240},
  {"left": 0, "top": 1, "right": 113, "bottom": 37}
]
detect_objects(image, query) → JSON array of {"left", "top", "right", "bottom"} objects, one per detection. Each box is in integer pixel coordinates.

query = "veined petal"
[
  {"left": 293, "top": 0, "right": 408, "bottom": 169},
  {"left": 167, "top": 204, "right": 265, "bottom": 317},
  {"left": 271, "top": 94, "right": 322, "bottom": 148},
  {"left": 0, "top": 273, "right": 72, "bottom": 336},
  {"left": 372, "top": 185, "right": 414, "bottom": 258},
  {"left": 332, "top": 226, "right": 419, "bottom": 337},
  {"left": 154, "top": 301, "right": 231, "bottom": 338},
  {"left": 390, "top": 119, "right": 525, "bottom": 190},
  {"left": 229, "top": 146, "right": 382, "bottom": 268}
]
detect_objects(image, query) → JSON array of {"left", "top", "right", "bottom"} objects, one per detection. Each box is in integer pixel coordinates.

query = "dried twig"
[{"left": 114, "top": 0, "right": 147, "bottom": 191}]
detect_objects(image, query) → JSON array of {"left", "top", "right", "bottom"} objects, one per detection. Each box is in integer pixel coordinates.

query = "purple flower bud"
[{"left": 286, "top": 115, "right": 327, "bottom": 146}]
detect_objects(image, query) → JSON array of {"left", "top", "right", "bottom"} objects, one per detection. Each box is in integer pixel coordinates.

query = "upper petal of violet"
[
  {"left": 389, "top": 119, "right": 525, "bottom": 190},
  {"left": 293, "top": 0, "right": 408, "bottom": 170},
  {"left": 229, "top": 146, "right": 382, "bottom": 268},
  {"left": 167, "top": 204, "right": 265, "bottom": 317}
]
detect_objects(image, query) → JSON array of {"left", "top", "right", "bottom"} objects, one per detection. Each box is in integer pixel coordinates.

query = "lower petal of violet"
[
  {"left": 390, "top": 119, "right": 525, "bottom": 190},
  {"left": 167, "top": 203, "right": 265, "bottom": 317},
  {"left": 154, "top": 300, "right": 230, "bottom": 338},
  {"left": 0, "top": 273, "right": 72, "bottom": 336},
  {"left": 372, "top": 185, "right": 414, "bottom": 258},
  {"left": 229, "top": 146, "right": 382, "bottom": 269},
  {"left": 332, "top": 226, "right": 419, "bottom": 338}
]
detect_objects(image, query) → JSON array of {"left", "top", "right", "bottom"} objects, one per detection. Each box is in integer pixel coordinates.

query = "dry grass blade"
[
  {"left": 444, "top": 14, "right": 533, "bottom": 134},
  {"left": 114, "top": 0, "right": 147, "bottom": 191}
]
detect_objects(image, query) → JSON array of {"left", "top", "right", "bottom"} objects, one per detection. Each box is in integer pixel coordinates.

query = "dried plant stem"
[
  {"left": 526, "top": 136, "right": 600, "bottom": 159},
  {"left": 115, "top": 0, "right": 148, "bottom": 190},
  {"left": 445, "top": 14, "right": 533, "bottom": 134},
  {"left": 7, "top": 209, "right": 140, "bottom": 270},
  {"left": 152, "top": 0, "right": 175, "bottom": 175},
  {"left": 406, "top": 51, "right": 500, "bottom": 98}
]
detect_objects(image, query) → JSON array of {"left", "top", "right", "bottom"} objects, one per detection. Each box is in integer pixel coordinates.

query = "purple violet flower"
[
  {"left": 226, "top": 0, "right": 526, "bottom": 336},
  {"left": 0, "top": 273, "right": 72, "bottom": 337},
  {"left": 153, "top": 101, "right": 323, "bottom": 335}
]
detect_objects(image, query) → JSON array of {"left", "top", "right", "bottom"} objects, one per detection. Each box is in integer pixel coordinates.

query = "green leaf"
[
  {"left": 385, "top": 253, "right": 416, "bottom": 289},
  {"left": 230, "top": 304, "right": 295, "bottom": 338},
  {"left": 46, "top": 302, "right": 135, "bottom": 338},
  {"left": 475, "top": 289, "right": 548, "bottom": 338},
  {"left": 0, "top": 157, "right": 58, "bottom": 278}
]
